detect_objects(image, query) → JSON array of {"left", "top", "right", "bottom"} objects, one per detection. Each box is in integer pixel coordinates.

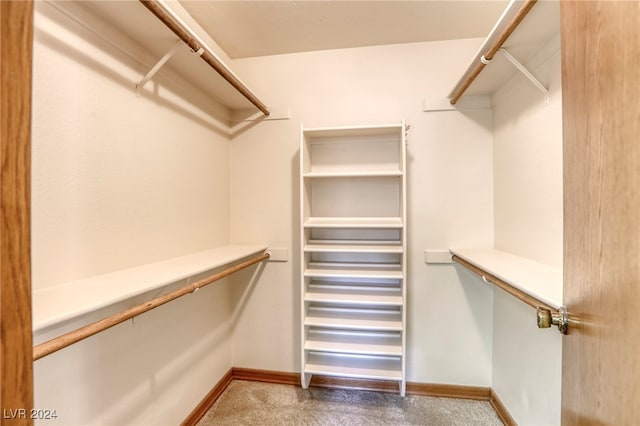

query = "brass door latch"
[{"left": 536, "top": 306, "right": 568, "bottom": 334}]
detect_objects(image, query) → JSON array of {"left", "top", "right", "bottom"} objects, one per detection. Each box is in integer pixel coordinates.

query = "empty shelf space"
[
  {"left": 304, "top": 217, "right": 403, "bottom": 229},
  {"left": 304, "top": 264, "right": 403, "bottom": 280},
  {"left": 305, "top": 283, "right": 402, "bottom": 306},
  {"left": 305, "top": 178, "right": 401, "bottom": 219},
  {"left": 309, "top": 228, "right": 400, "bottom": 243},
  {"left": 303, "top": 124, "right": 404, "bottom": 139},
  {"left": 303, "top": 170, "right": 403, "bottom": 178},
  {"left": 305, "top": 329, "right": 402, "bottom": 356},
  {"left": 32, "top": 245, "right": 267, "bottom": 332},
  {"left": 305, "top": 306, "right": 402, "bottom": 331},
  {"left": 302, "top": 125, "right": 403, "bottom": 176},
  {"left": 450, "top": 248, "right": 562, "bottom": 309},
  {"left": 305, "top": 241, "right": 403, "bottom": 254},
  {"left": 307, "top": 251, "right": 402, "bottom": 267},
  {"left": 304, "top": 340, "right": 402, "bottom": 357},
  {"left": 304, "top": 352, "right": 403, "bottom": 381}
]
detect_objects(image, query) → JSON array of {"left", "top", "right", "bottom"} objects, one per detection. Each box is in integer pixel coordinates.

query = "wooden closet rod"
[
  {"left": 449, "top": 0, "right": 537, "bottom": 105},
  {"left": 33, "top": 252, "right": 270, "bottom": 361},
  {"left": 139, "top": 0, "right": 270, "bottom": 117},
  {"left": 451, "top": 254, "right": 555, "bottom": 313}
]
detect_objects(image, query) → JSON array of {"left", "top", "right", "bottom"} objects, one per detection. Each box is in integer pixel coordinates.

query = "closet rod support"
[
  {"left": 499, "top": 48, "right": 549, "bottom": 105},
  {"left": 537, "top": 306, "right": 568, "bottom": 334},
  {"left": 136, "top": 40, "right": 183, "bottom": 97}
]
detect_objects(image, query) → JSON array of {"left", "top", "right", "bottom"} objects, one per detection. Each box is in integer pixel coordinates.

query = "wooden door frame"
[{"left": 1, "top": 0, "right": 35, "bottom": 421}]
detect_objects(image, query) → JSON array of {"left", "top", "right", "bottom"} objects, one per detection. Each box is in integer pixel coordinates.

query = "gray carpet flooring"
[{"left": 197, "top": 380, "right": 503, "bottom": 426}]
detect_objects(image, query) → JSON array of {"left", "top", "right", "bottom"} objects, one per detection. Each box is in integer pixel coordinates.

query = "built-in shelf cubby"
[{"left": 300, "top": 123, "right": 407, "bottom": 395}]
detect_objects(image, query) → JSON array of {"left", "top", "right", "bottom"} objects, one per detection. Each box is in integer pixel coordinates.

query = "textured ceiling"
[{"left": 180, "top": 1, "right": 510, "bottom": 59}]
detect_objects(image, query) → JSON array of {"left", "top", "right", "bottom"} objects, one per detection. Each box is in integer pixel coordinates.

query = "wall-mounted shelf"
[
  {"left": 304, "top": 352, "right": 403, "bottom": 381},
  {"left": 450, "top": 248, "right": 562, "bottom": 310},
  {"left": 442, "top": 0, "right": 560, "bottom": 107},
  {"left": 33, "top": 245, "right": 267, "bottom": 333},
  {"left": 45, "top": 0, "right": 268, "bottom": 118}
]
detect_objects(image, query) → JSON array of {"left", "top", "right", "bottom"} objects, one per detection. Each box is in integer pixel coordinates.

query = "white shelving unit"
[{"left": 300, "top": 123, "right": 407, "bottom": 395}]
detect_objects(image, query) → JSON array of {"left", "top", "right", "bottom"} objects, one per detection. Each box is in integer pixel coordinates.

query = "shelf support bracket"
[
  {"left": 136, "top": 40, "right": 183, "bottom": 97},
  {"left": 498, "top": 48, "right": 549, "bottom": 105}
]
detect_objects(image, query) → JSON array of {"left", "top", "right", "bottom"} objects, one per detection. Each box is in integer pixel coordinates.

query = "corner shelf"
[
  {"left": 300, "top": 122, "right": 407, "bottom": 395},
  {"left": 449, "top": 248, "right": 562, "bottom": 310},
  {"left": 33, "top": 244, "right": 267, "bottom": 332}
]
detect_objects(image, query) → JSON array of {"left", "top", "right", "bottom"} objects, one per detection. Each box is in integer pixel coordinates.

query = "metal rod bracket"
[
  {"left": 537, "top": 306, "right": 568, "bottom": 334},
  {"left": 499, "top": 47, "right": 550, "bottom": 105},
  {"left": 136, "top": 40, "right": 183, "bottom": 97}
]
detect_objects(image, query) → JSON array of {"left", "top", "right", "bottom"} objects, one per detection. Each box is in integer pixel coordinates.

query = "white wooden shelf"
[
  {"left": 305, "top": 352, "right": 403, "bottom": 381},
  {"left": 303, "top": 171, "right": 403, "bottom": 178},
  {"left": 304, "top": 217, "right": 403, "bottom": 229},
  {"left": 450, "top": 248, "right": 562, "bottom": 309},
  {"left": 302, "top": 124, "right": 404, "bottom": 139},
  {"left": 304, "top": 266, "right": 403, "bottom": 280},
  {"left": 302, "top": 124, "right": 404, "bottom": 177},
  {"left": 446, "top": 0, "right": 560, "bottom": 102},
  {"left": 305, "top": 241, "right": 403, "bottom": 254},
  {"left": 305, "top": 284, "right": 402, "bottom": 306},
  {"left": 304, "top": 340, "right": 402, "bottom": 357},
  {"left": 33, "top": 244, "right": 267, "bottom": 332},
  {"left": 305, "top": 330, "right": 402, "bottom": 356},
  {"left": 305, "top": 307, "right": 402, "bottom": 331},
  {"left": 45, "top": 1, "right": 266, "bottom": 115}
]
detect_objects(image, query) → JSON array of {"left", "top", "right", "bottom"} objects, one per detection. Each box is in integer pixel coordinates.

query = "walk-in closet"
[{"left": 2, "top": 1, "right": 639, "bottom": 425}]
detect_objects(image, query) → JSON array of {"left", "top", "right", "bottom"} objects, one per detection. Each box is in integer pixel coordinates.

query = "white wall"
[
  {"left": 228, "top": 39, "right": 496, "bottom": 386},
  {"left": 31, "top": 2, "right": 235, "bottom": 424},
  {"left": 491, "top": 35, "right": 563, "bottom": 425},
  {"left": 493, "top": 38, "right": 563, "bottom": 269}
]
